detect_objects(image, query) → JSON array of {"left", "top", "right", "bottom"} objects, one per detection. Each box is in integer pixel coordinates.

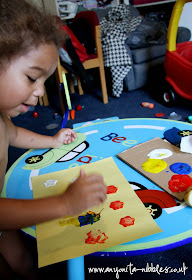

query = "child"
[{"left": 0, "top": 0, "right": 107, "bottom": 278}]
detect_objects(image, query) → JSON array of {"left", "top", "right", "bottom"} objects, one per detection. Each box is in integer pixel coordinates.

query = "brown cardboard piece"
[{"left": 117, "top": 137, "right": 192, "bottom": 201}]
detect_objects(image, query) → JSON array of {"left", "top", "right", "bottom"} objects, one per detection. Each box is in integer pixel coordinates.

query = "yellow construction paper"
[{"left": 32, "top": 157, "right": 162, "bottom": 268}]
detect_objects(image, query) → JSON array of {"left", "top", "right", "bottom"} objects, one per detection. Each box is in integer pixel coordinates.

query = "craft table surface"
[{"left": 2, "top": 118, "right": 192, "bottom": 279}]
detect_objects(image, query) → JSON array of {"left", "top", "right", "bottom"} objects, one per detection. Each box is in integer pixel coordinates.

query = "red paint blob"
[
  {"left": 168, "top": 174, "right": 192, "bottom": 193},
  {"left": 110, "top": 200, "right": 124, "bottom": 210},
  {"left": 85, "top": 230, "right": 108, "bottom": 244},
  {"left": 107, "top": 185, "right": 118, "bottom": 194},
  {"left": 32, "top": 111, "right": 39, "bottom": 118},
  {"left": 119, "top": 216, "right": 135, "bottom": 227}
]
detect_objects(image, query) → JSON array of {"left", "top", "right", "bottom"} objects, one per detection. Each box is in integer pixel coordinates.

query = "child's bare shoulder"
[
  {"left": 0, "top": 113, "right": 7, "bottom": 133},
  {"left": 0, "top": 113, "right": 6, "bottom": 129},
  {"left": 0, "top": 113, "right": 9, "bottom": 190},
  {"left": 0, "top": 113, "right": 9, "bottom": 155}
]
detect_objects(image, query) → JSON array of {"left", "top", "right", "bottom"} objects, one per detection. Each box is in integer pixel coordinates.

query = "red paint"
[
  {"left": 107, "top": 185, "right": 118, "bottom": 194},
  {"left": 85, "top": 230, "right": 108, "bottom": 244},
  {"left": 168, "top": 175, "right": 192, "bottom": 193},
  {"left": 110, "top": 200, "right": 124, "bottom": 210},
  {"left": 119, "top": 216, "right": 135, "bottom": 227}
]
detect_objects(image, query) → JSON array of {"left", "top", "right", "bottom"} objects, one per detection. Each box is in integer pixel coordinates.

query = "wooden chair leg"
[
  {"left": 42, "top": 87, "right": 49, "bottom": 106},
  {"left": 77, "top": 78, "right": 84, "bottom": 95},
  {"left": 69, "top": 77, "right": 75, "bottom": 93},
  {"left": 98, "top": 65, "right": 108, "bottom": 104},
  {"left": 38, "top": 87, "right": 49, "bottom": 106},
  {"left": 38, "top": 97, "right": 43, "bottom": 105},
  {"left": 95, "top": 25, "right": 108, "bottom": 104}
]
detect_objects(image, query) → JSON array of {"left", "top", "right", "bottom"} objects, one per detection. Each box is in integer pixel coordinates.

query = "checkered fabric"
[
  {"left": 111, "top": 66, "right": 131, "bottom": 97},
  {"left": 100, "top": 4, "right": 142, "bottom": 97}
]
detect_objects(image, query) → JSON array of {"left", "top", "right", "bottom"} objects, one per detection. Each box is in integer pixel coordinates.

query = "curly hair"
[{"left": 0, "top": 0, "right": 65, "bottom": 64}]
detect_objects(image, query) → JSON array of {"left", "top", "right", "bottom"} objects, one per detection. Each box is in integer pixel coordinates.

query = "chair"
[
  {"left": 55, "top": 11, "right": 108, "bottom": 115},
  {"left": 38, "top": 87, "right": 49, "bottom": 106}
]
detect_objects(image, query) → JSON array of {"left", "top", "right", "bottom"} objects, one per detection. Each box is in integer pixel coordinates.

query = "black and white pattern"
[
  {"left": 111, "top": 66, "right": 131, "bottom": 97},
  {"left": 100, "top": 4, "right": 142, "bottom": 97}
]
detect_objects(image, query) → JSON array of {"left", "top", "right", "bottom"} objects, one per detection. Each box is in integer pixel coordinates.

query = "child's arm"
[
  {"left": 0, "top": 170, "right": 107, "bottom": 230},
  {"left": 4, "top": 115, "right": 76, "bottom": 149}
]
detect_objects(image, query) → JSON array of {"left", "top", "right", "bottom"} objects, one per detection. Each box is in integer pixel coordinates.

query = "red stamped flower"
[
  {"left": 110, "top": 200, "right": 124, "bottom": 210},
  {"left": 107, "top": 185, "right": 118, "bottom": 194},
  {"left": 85, "top": 230, "right": 108, "bottom": 244},
  {"left": 119, "top": 216, "right": 135, "bottom": 227}
]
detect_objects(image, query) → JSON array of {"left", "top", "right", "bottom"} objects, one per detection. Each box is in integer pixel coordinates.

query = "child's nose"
[{"left": 34, "top": 84, "right": 45, "bottom": 97}]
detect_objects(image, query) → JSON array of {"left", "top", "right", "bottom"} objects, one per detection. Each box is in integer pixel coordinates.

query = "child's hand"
[
  {"left": 61, "top": 170, "right": 107, "bottom": 216},
  {"left": 53, "top": 128, "right": 77, "bottom": 148}
]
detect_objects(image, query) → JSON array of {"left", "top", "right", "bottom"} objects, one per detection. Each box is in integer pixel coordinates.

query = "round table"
[{"left": 3, "top": 118, "right": 192, "bottom": 280}]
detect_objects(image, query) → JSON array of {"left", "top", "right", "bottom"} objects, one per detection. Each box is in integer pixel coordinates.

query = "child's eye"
[{"left": 27, "top": 76, "right": 36, "bottom": 82}]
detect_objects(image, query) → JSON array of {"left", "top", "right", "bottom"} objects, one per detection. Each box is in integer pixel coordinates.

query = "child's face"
[{"left": 0, "top": 43, "right": 58, "bottom": 117}]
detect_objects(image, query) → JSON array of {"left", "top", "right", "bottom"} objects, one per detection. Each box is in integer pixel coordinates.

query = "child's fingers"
[
  {"left": 97, "top": 189, "right": 107, "bottom": 203},
  {"left": 62, "top": 129, "right": 77, "bottom": 144},
  {"left": 79, "top": 169, "right": 86, "bottom": 178},
  {"left": 89, "top": 189, "right": 107, "bottom": 207},
  {"left": 86, "top": 174, "right": 105, "bottom": 185},
  {"left": 71, "top": 130, "right": 77, "bottom": 138},
  {"left": 88, "top": 179, "right": 107, "bottom": 202}
]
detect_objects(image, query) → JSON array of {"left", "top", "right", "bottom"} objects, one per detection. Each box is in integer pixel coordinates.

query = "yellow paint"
[
  {"left": 59, "top": 217, "right": 80, "bottom": 227},
  {"left": 142, "top": 158, "right": 167, "bottom": 174}
]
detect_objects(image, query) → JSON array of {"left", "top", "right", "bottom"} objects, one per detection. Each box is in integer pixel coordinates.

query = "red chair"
[{"left": 55, "top": 11, "right": 108, "bottom": 115}]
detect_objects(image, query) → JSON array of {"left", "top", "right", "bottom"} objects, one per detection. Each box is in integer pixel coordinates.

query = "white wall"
[{"left": 179, "top": 2, "right": 192, "bottom": 40}]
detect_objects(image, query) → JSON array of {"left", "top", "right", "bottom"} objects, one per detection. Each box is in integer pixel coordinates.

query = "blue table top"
[{"left": 3, "top": 118, "right": 192, "bottom": 256}]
